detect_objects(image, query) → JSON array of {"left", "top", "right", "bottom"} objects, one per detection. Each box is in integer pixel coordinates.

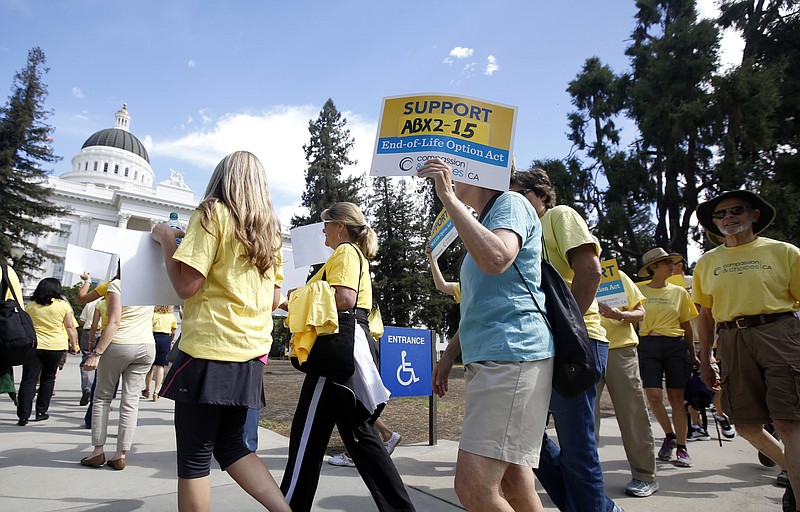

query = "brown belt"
[{"left": 717, "top": 312, "right": 795, "bottom": 330}]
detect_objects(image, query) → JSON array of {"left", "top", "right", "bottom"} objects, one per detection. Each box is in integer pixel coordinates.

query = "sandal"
[{"left": 142, "top": 390, "right": 150, "bottom": 399}]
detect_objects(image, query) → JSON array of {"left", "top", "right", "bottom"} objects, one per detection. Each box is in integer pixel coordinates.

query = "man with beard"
[{"left": 693, "top": 190, "right": 800, "bottom": 512}]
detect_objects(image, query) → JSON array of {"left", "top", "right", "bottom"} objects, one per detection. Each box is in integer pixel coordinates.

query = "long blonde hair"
[
  {"left": 321, "top": 202, "right": 378, "bottom": 259},
  {"left": 154, "top": 305, "right": 174, "bottom": 314},
  {"left": 199, "top": 151, "right": 281, "bottom": 275}
]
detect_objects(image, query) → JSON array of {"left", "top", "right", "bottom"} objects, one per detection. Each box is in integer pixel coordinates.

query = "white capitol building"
[{"left": 23, "top": 104, "right": 290, "bottom": 294}]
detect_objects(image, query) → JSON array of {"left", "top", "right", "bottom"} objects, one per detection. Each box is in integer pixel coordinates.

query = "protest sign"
[
  {"left": 289, "top": 223, "right": 333, "bottom": 268},
  {"left": 64, "top": 244, "right": 113, "bottom": 281},
  {"left": 597, "top": 258, "right": 627, "bottom": 308},
  {"left": 370, "top": 93, "right": 517, "bottom": 192},
  {"left": 428, "top": 208, "right": 458, "bottom": 260}
]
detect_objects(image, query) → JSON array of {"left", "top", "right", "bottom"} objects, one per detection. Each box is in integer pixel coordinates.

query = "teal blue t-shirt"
[{"left": 458, "top": 192, "right": 554, "bottom": 364}]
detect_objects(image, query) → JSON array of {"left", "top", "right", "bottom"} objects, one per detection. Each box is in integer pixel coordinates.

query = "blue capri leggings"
[{"left": 174, "top": 401, "right": 251, "bottom": 479}]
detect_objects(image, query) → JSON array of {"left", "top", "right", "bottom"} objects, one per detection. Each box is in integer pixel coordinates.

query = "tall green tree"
[
  {"left": 0, "top": 47, "right": 69, "bottom": 278},
  {"left": 368, "top": 177, "right": 427, "bottom": 327},
  {"left": 625, "top": 0, "right": 720, "bottom": 256},
  {"left": 291, "top": 98, "right": 362, "bottom": 228}
]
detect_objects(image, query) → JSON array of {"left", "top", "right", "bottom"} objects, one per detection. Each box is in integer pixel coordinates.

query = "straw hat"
[
  {"left": 637, "top": 248, "right": 683, "bottom": 278},
  {"left": 695, "top": 190, "right": 776, "bottom": 238}
]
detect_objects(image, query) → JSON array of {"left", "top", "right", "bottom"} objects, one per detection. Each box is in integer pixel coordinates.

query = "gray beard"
[{"left": 718, "top": 221, "right": 752, "bottom": 236}]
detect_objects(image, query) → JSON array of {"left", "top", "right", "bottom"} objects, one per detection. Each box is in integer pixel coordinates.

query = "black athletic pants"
[{"left": 279, "top": 373, "right": 415, "bottom": 512}]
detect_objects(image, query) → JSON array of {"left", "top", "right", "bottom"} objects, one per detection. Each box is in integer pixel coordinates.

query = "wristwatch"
[{"left": 91, "top": 350, "right": 104, "bottom": 357}]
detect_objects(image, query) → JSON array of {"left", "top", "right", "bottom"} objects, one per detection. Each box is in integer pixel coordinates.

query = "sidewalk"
[{"left": 0, "top": 355, "right": 787, "bottom": 511}]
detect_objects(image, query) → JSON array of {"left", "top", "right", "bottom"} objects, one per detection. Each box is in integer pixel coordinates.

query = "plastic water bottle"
[{"left": 168, "top": 212, "right": 182, "bottom": 245}]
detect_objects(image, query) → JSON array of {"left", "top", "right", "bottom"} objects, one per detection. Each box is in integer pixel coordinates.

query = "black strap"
[
  {"left": 1, "top": 264, "right": 22, "bottom": 305},
  {"left": 322, "top": 242, "right": 364, "bottom": 313},
  {"left": 477, "top": 192, "right": 504, "bottom": 223}
]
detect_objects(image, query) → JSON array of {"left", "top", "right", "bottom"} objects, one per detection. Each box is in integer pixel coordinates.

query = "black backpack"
[{"left": 0, "top": 264, "right": 37, "bottom": 366}]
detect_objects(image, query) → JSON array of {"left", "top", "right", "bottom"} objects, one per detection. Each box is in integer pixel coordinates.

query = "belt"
[{"left": 717, "top": 312, "right": 795, "bottom": 330}]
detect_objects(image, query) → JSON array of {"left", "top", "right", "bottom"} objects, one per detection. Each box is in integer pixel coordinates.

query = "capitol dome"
[{"left": 62, "top": 103, "right": 155, "bottom": 189}]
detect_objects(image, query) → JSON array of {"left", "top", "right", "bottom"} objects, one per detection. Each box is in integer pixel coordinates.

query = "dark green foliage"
[
  {"left": 291, "top": 98, "right": 362, "bottom": 228},
  {"left": 0, "top": 47, "right": 70, "bottom": 278}
]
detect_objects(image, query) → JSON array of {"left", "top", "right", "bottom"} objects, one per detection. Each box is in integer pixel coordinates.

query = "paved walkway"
[{"left": 0, "top": 355, "right": 787, "bottom": 511}]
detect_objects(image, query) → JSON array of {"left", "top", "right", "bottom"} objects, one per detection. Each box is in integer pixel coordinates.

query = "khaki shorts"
[
  {"left": 717, "top": 315, "right": 800, "bottom": 424},
  {"left": 459, "top": 359, "right": 553, "bottom": 468}
]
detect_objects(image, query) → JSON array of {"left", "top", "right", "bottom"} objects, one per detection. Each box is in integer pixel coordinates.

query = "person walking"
[
  {"left": 143, "top": 305, "right": 176, "bottom": 401},
  {"left": 636, "top": 248, "right": 699, "bottom": 468},
  {"left": 694, "top": 189, "right": 800, "bottom": 512},
  {"left": 16, "top": 278, "right": 79, "bottom": 425},
  {"left": 153, "top": 151, "right": 290, "bottom": 512}
]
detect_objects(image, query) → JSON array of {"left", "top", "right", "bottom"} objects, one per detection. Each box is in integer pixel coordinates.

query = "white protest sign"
[
  {"left": 289, "top": 222, "right": 333, "bottom": 268},
  {"left": 370, "top": 93, "right": 518, "bottom": 192},
  {"left": 428, "top": 208, "right": 458, "bottom": 260},
  {"left": 64, "top": 244, "right": 113, "bottom": 281},
  {"left": 281, "top": 248, "right": 310, "bottom": 291},
  {"left": 90, "top": 225, "right": 182, "bottom": 306}
]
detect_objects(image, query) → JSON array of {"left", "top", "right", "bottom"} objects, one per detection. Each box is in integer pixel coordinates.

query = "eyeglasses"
[
  {"left": 711, "top": 205, "right": 751, "bottom": 219},
  {"left": 323, "top": 220, "right": 337, "bottom": 226}
]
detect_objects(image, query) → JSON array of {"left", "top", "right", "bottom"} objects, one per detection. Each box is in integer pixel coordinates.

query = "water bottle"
[{"left": 168, "top": 212, "right": 183, "bottom": 245}]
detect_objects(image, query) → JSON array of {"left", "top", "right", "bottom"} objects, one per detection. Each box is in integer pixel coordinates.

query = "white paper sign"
[
  {"left": 90, "top": 226, "right": 182, "bottom": 307},
  {"left": 289, "top": 222, "right": 333, "bottom": 268},
  {"left": 281, "top": 248, "right": 310, "bottom": 291},
  {"left": 64, "top": 244, "right": 113, "bottom": 281}
]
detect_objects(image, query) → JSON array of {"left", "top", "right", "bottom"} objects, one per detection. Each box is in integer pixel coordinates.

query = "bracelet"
[{"left": 91, "top": 350, "right": 103, "bottom": 357}]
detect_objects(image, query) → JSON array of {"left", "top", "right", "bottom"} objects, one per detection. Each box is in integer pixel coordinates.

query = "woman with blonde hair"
[
  {"left": 152, "top": 151, "right": 289, "bottom": 512},
  {"left": 280, "top": 202, "right": 415, "bottom": 512}
]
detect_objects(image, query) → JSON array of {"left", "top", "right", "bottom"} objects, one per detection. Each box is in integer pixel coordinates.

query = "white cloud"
[
  {"left": 198, "top": 108, "right": 212, "bottom": 124},
  {"left": 188, "top": 59, "right": 196, "bottom": 68},
  {"left": 149, "top": 105, "right": 377, "bottom": 219},
  {"left": 443, "top": 46, "right": 474, "bottom": 64},
  {"left": 696, "top": 0, "right": 744, "bottom": 69},
  {"left": 484, "top": 55, "right": 499, "bottom": 76},
  {"left": 74, "top": 114, "right": 89, "bottom": 121},
  {"left": 72, "top": 87, "right": 84, "bottom": 99}
]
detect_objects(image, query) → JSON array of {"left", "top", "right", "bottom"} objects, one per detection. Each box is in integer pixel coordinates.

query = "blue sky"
[{"left": 1, "top": 0, "right": 738, "bottom": 225}]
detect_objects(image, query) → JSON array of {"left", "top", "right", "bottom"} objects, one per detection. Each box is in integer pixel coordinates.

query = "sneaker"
[
  {"left": 657, "top": 437, "right": 676, "bottom": 461},
  {"left": 777, "top": 470, "right": 789, "bottom": 488},
  {"left": 675, "top": 447, "right": 693, "bottom": 467},
  {"left": 80, "top": 390, "right": 91, "bottom": 406},
  {"left": 688, "top": 425, "right": 710, "bottom": 441},
  {"left": 624, "top": 479, "right": 660, "bottom": 497},
  {"left": 716, "top": 414, "right": 736, "bottom": 439},
  {"left": 383, "top": 432, "right": 401, "bottom": 455},
  {"left": 327, "top": 453, "right": 355, "bottom": 467}
]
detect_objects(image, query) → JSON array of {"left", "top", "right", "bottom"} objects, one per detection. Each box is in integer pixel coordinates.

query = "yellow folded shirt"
[{"left": 287, "top": 281, "right": 338, "bottom": 364}]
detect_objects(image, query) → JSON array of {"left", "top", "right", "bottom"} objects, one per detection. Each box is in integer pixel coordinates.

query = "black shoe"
[
  {"left": 16, "top": 418, "right": 28, "bottom": 426},
  {"left": 783, "top": 482, "right": 795, "bottom": 512},
  {"left": 80, "top": 390, "right": 90, "bottom": 406},
  {"left": 777, "top": 470, "right": 789, "bottom": 488},
  {"left": 33, "top": 413, "right": 49, "bottom": 422}
]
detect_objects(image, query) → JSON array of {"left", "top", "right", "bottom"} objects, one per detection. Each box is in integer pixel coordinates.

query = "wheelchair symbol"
[{"left": 396, "top": 350, "right": 420, "bottom": 386}]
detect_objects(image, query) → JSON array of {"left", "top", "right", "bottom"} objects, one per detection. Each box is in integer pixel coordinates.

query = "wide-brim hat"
[
  {"left": 637, "top": 248, "right": 683, "bottom": 278},
  {"left": 695, "top": 190, "right": 776, "bottom": 238}
]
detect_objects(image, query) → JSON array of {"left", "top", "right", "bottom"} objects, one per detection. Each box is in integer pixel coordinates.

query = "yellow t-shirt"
[
  {"left": 637, "top": 282, "right": 698, "bottom": 338},
  {"left": 693, "top": 237, "right": 800, "bottom": 322},
  {"left": 452, "top": 282, "right": 461, "bottom": 303},
  {"left": 540, "top": 205, "right": 608, "bottom": 342},
  {"left": 25, "top": 299, "right": 72, "bottom": 351},
  {"left": 599, "top": 271, "right": 646, "bottom": 350},
  {"left": 96, "top": 299, "right": 107, "bottom": 330},
  {"left": 307, "top": 242, "right": 372, "bottom": 311},
  {"left": 152, "top": 311, "right": 177, "bottom": 334},
  {"left": 106, "top": 280, "right": 154, "bottom": 345},
  {"left": 173, "top": 203, "right": 284, "bottom": 361},
  {"left": 3, "top": 265, "right": 24, "bottom": 309}
]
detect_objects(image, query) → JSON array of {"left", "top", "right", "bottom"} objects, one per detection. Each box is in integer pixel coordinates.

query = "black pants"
[
  {"left": 280, "top": 373, "right": 415, "bottom": 512},
  {"left": 17, "top": 349, "right": 65, "bottom": 420}
]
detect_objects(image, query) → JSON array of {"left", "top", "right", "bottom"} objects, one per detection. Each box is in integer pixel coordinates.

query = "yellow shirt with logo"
[
  {"left": 307, "top": 243, "right": 371, "bottom": 311},
  {"left": 25, "top": 299, "right": 72, "bottom": 351},
  {"left": 540, "top": 205, "right": 608, "bottom": 343},
  {"left": 693, "top": 237, "right": 800, "bottom": 322},
  {"left": 600, "top": 271, "right": 646, "bottom": 350},
  {"left": 152, "top": 311, "right": 177, "bottom": 334},
  {"left": 637, "top": 282, "right": 698, "bottom": 338},
  {"left": 106, "top": 280, "right": 154, "bottom": 345},
  {"left": 173, "top": 203, "right": 283, "bottom": 362}
]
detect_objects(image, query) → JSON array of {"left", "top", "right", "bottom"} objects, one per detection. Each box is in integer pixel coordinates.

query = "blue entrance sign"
[{"left": 379, "top": 326, "right": 432, "bottom": 397}]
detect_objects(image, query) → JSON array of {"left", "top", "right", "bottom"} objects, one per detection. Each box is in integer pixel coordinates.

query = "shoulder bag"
[
  {"left": 291, "top": 243, "right": 362, "bottom": 383},
  {"left": 514, "top": 250, "right": 598, "bottom": 398},
  {"left": 0, "top": 264, "right": 38, "bottom": 366}
]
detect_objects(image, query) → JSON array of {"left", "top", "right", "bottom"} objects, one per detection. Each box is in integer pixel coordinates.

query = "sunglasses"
[
  {"left": 711, "top": 205, "right": 751, "bottom": 219},
  {"left": 323, "top": 220, "right": 337, "bottom": 226}
]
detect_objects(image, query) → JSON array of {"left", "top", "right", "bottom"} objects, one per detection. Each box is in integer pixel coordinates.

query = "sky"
[{"left": 0, "top": 0, "right": 742, "bottom": 226}]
